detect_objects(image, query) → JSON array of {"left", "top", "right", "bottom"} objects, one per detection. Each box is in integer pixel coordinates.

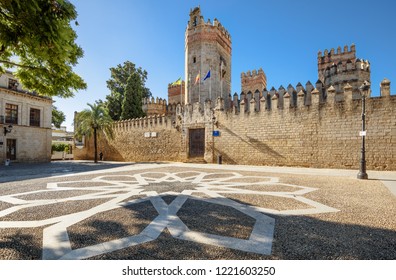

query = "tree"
[
  {"left": 74, "top": 102, "right": 113, "bottom": 163},
  {"left": 121, "top": 73, "right": 145, "bottom": 119},
  {"left": 105, "top": 61, "right": 151, "bottom": 120},
  {"left": 52, "top": 105, "right": 66, "bottom": 128},
  {"left": 0, "top": 0, "right": 86, "bottom": 97}
]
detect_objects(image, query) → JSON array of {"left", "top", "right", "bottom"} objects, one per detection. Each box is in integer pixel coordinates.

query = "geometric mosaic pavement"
[{"left": 0, "top": 171, "right": 339, "bottom": 260}]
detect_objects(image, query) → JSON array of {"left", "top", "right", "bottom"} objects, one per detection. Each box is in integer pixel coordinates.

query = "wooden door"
[
  {"left": 189, "top": 128, "right": 205, "bottom": 158},
  {"left": 6, "top": 139, "right": 16, "bottom": 160}
]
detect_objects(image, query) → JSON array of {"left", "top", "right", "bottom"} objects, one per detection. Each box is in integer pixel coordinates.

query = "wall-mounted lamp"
[
  {"left": 3, "top": 125, "right": 13, "bottom": 136},
  {"left": 212, "top": 116, "right": 219, "bottom": 128}
]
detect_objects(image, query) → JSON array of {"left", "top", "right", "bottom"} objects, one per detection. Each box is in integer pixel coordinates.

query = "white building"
[{"left": 0, "top": 72, "right": 53, "bottom": 163}]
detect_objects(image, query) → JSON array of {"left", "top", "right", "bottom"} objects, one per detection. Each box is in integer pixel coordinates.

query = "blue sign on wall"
[{"left": 213, "top": 130, "right": 220, "bottom": 137}]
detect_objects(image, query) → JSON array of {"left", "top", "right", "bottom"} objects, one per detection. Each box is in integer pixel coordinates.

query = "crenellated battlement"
[
  {"left": 168, "top": 80, "right": 185, "bottom": 104},
  {"left": 142, "top": 97, "right": 167, "bottom": 116},
  {"left": 318, "top": 44, "right": 356, "bottom": 60},
  {"left": 317, "top": 44, "right": 370, "bottom": 99},
  {"left": 151, "top": 77, "right": 394, "bottom": 119},
  {"left": 224, "top": 79, "right": 393, "bottom": 115},
  {"left": 112, "top": 113, "right": 174, "bottom": 131},
  {"left": 142, "top": 97, "right": 167, "bottom": 105},
  {"left": 318, "top": 44, "right": 358, "bottom": 77},
  {"left": 167, "top": 78, "right": 393, "bottom": 120},
  {"left": 187, "top": 7, "right": 231, "bottom": 40},
  {"left": 241, "top": 68, "right": 267, "bottom": 94},
  {"left": 168, "top": 81, "right": 185, "bottom": 89},
  {"left": 241, "top": 68, "right": 266, "bottom": 78}
]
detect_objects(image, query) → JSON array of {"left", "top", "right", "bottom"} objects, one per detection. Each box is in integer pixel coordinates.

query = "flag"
[
  {"left": 172, "top": 77, "right": 182, "bottom": 86},
  {"left": 203, "top": 70, "right": 211, "bottom": 81},
  {"left": 194, "top": 71, "right": 200, "bottom": 85}
]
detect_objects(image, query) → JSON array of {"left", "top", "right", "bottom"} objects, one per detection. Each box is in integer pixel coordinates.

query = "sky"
[{"left": 56, "top": 0, "right": 396, "bottom": 131}]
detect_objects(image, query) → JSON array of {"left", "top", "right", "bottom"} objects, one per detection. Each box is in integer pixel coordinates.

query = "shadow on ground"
[
  {"left": 1, "top": 209, "right": 395, "bottom": 260},
  {"left": 0, "top": 161, "right": 136, "bottom": 183},
  {"left": 86, "top": 214, "right": 396, "bottom": 260}
]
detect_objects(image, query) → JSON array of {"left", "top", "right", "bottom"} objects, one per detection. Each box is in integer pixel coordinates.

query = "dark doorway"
[
  {"left": 189, "top": 128, "right": 205, "bottom": 158},
  {"left": 6, "top": 139, "right": 16, "bottom": 160}
]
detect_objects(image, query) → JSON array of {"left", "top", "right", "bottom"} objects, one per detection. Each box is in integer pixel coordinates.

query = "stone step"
[{"left": 185, "top": 157, "right": 207, "bottom": 164}]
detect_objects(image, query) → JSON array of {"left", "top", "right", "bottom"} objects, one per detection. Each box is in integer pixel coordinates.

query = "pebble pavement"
[{"left": 0, "top": 161, "right": 395, "bottom": 260}]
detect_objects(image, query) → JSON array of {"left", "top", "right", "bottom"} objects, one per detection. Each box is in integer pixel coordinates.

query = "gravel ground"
[
  {"left": 16, "top": 190, "right": 96, "bottom": 200},
  {"left": 223, "top": 193, "right": 313, "bottom": 211},
  {"left": 88, "top": 228, "right": 270, "bottom": 260},
  {"left": 177, "top": 198, "right": 256, "bottom": 239},
  {"left": 0, "top": 199, "right": 110, "bottom": 221},
  {"left": 0, "top": 162, "right": 395, "bottom": 260},
  {"left": 67, "top": 201, "right": 158, "bottom": 250},
  {"left": 0, "top": 227, "right": 44, "bottom": 260}
]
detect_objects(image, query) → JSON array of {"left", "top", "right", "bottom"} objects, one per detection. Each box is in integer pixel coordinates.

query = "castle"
[{"left": 75, "top": 7, "right": 395, "bottom": 171}]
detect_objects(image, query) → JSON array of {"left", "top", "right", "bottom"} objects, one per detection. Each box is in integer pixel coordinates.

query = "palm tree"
[{"left": 74, "top": 102, "right": 113, "bottom": 163}]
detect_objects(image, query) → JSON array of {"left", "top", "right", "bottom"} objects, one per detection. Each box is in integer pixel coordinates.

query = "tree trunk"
[{"left": 94, "top": 127, "right": 98, "bottom": 163}]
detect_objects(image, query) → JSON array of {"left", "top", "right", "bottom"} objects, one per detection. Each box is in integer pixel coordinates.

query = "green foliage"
[
  {"left": 121, "top": 73, "right": 145, "bottom": 119},
  {"left": 52, "top": 143, "right": 68, "bottom": 153},
  {"left": 0, "top": 0, "right": 86, "bottom": 97},
  {"left": 105, "top": 61, "right": 150, "bottom": 121},
  {"left": 74, "top": 102, "right": 114, "bottom": 140},
  {"left": 74, "top": 102, "right": 113, "bottom": 162},
  {"left": 52, "top": 105, "right": 66, "bottom": 128}
]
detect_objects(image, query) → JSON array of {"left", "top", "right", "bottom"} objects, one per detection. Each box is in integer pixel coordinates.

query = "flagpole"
[
  {"left": 191, "top": 74, "right": 193, "bottom": 104},
  {"left": 209, "top": 68, "right": 212, "bottom": 101},
  {"left": 220, "top": 63, "right": 223, "bottom": 99},
  {"left": 198, "top": 70, "right": 201, "bottom": 103}
]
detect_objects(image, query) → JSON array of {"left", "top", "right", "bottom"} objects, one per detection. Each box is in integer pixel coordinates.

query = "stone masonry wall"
[
  {"left": 74, "top": 115, "right": 183, "bottom": 162},
  {"left": 212, "top": 85, "right": 396, "bottom": 170},
  {"left": 75, "top": 83, "right": 395, "bottom": 170},
  {"left": 0, "top": 83, "right": 52, "bottom": 163}
]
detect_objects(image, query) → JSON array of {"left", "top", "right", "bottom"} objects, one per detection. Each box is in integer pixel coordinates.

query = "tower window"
[{"left": 193, "top": 56, "right": 196, "bottom": 63}]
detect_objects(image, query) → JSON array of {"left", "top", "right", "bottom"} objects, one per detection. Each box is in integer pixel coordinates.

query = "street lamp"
[
  {"left": 357, "top": 81, "right": 370, "bottom": 180},
  {"left": 3, "top": 125, "right": 13, "bottom": 136}
]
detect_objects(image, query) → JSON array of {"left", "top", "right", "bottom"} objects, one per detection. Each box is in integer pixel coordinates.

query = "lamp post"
[
  {"left": 357, "top": 81, "right": 370, "bottom": 180},
  {"left": 93, "top": 123, "right": 98, "bottom": 163},
  {"left": 3, "top": 124, "right": 13, "bottom": 136}
]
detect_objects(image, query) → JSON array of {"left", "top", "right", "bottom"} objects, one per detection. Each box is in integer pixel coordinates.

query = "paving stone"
[{"left": 0, "top": 161, "right": 395, "bottom": 260}]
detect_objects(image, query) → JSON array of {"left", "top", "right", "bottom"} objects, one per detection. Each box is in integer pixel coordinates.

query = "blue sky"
[{"left": 56, "top": 0, "right": 396, "bottom": 130}]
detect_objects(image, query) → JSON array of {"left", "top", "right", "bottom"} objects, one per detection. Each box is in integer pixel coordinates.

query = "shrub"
[{"left": 52, "top": 143, "right": 68, "bottom": 153}]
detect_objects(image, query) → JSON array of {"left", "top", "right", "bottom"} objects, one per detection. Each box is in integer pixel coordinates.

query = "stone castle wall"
[
  {"left": 75, "top": 81, "right": 396, "bottom": 170},
  {"left": 142, "top": 97, "right": 167, "bottom": 116},
  {"left": 168, "top": 82, "right": 185, "bottom": 105},
  {"left": 212, "top": 83, "right": 395, "bottom": 170},
  {"left": 241, "top": 68, "right": 267, "bottom": 94},
  {"left": 318, "top": 44, "right": 371, "bottom": 99},
  {"left": 74, "top": 115, "right": 183, "bottom": 162}
]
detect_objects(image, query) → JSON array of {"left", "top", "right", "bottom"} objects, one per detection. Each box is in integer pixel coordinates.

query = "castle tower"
[
  {"left": 168, "top": 80, "right": 185, "bottom": 104},
  {"left": 241, "top": 68, "right": 267, "bottom": 94},
  {"left": 185, "top": 7, "right": 231, "bottom": 107},
  {"left": 142, "top": 97, "right": 167, "bottom": 116},
  {"left": 317, "top": 44, "right": 370, "bottom": 98}
]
